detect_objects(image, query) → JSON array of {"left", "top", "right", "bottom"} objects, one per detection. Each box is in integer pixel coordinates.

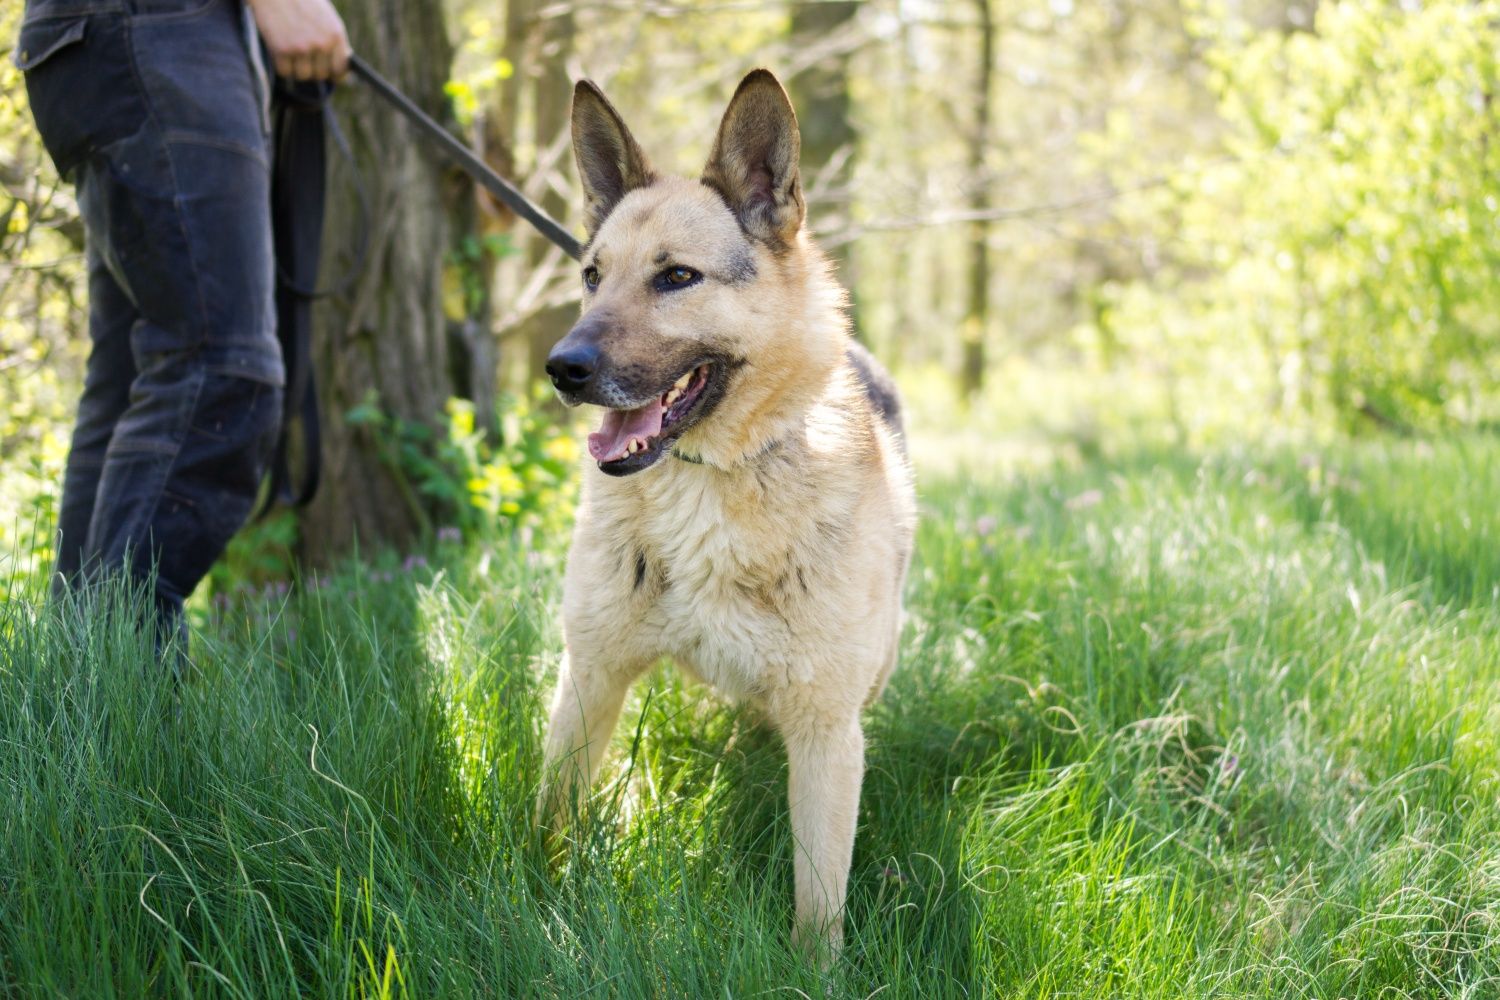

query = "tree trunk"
[
  {"left": 487, "top": 0, "right": 578, "bottom": 397},
  {"left": 521, "top": 0, "right": 577, "bottom": 387},
  {"left": 297, "top": 0, "right": 466, "bottom": 564},
  {"left": 960, "top": 0, "right": 994, "bottom": 402},
  {"left": 789, "top": 1, "right": 860, "bottom": 328}
]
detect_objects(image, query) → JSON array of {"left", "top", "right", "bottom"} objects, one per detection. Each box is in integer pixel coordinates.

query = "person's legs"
[
  {"left": 53, "top": 244, "right": 138, "bottom": 594},
  {"left": 23, "top": 0, "right": 284, "bottom": 635}
]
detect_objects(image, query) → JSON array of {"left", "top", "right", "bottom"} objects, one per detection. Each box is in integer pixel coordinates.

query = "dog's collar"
[{"left": 671, "top": 438, "right": 783, "bottom": 468}]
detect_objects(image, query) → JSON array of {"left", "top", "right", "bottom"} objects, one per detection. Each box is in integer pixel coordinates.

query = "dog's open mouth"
[{"left": 588, "top": 364, "right": 715, "bottom": 475}]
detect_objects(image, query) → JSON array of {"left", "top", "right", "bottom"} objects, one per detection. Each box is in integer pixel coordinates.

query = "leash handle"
[{"left": 348, "top": 53, "right": 583, "bottom": 261}]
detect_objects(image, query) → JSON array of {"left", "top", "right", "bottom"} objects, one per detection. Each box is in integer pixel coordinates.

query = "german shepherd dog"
[{"left": 539, "top": 68, "right": 916, "bottom": 955}]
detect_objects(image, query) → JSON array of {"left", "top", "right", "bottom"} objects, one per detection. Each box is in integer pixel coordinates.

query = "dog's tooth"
[
  {"left": 674, "top": 372, "right": 692, "bottom": 390},
  {"left": 665, "top": 389, "right": 680, "bottom": 407},
  {"left": 626, "top": 440, "right": 637, "bottom": 455}
]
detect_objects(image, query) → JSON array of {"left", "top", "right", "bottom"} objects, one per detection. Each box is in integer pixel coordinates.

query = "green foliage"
[
  {"left": 1104, "top": 0, "right": 1500, "bottom": 431},
  {"left": 445, "top": 231, "right": 514, "bottom": 319},
  {"left": 3, "top": 438, "right": 1499, "bottom": 995},
  {"left": 205, "top": 507, "right": 301, "bottom": 596},
  {"left": 0, "top": 1, "right": 85, "bottom": 594},
  {"left": 443, "top": 55, "right": 514, "bottom": 126},
  {"left": 346, "top": 387, "right": 580, "bottom": 543}
]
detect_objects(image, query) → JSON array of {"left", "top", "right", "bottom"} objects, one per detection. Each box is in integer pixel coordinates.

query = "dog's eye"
[
  {"left": 583, "top": 266, "right": 601, "bottom": 290},
  {"left": 656, "top": 266, "right": 701, "bottom": 291}
]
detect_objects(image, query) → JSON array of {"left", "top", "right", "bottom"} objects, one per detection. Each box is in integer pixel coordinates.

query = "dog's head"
[{"left": 547, "top": 69, "right": 832, "bottom": 477}]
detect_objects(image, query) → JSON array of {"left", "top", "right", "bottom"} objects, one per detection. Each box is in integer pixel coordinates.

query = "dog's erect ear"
[
  {"left": 702, "top": 69, "right": 804, "bottom": 247},
  {"left": 572, "top": 80, "right": 655, "bottom": 237}
]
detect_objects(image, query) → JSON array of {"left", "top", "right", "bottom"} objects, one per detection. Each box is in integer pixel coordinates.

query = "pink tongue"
[{"left": 588, "top": 399, "right": 664, "bottom": 462}]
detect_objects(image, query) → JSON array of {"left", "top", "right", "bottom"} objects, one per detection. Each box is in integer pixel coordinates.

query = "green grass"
[{"left": 3, "top": 436, "right": 1499, "bottom": 997}]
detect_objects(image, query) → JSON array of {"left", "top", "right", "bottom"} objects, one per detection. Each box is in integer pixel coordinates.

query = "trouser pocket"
[{"left": 16, "top": 14, "right": 139, "bottom": 178}]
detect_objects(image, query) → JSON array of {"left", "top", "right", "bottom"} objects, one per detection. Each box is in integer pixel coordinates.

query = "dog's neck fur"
[
  {"left": 580, "top": 240, "right": 875, "bottom": 581},
  {"left": 672, "top": 238, "right": 848, "bottom": 472}
]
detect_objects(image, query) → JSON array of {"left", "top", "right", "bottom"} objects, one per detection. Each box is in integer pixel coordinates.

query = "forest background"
[
  {"left": 5, "top": 0, "right": 1495, "bottom": 573},
  {"left": 2, "top": 1, "right": 1498, "bottom": 996}
]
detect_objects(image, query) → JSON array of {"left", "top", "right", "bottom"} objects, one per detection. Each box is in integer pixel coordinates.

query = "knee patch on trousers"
[{"left": 151, "top": 373, "right": 283, "bottom": 595}]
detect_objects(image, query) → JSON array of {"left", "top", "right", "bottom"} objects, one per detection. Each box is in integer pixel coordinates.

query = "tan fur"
[{"left": 539, "top": 70, "right": 916, "bottom": 958}]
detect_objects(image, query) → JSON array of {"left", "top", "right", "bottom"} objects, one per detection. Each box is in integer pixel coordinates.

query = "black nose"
[{"left": 545, "top": 340, "right": 600, "bottom": 394}]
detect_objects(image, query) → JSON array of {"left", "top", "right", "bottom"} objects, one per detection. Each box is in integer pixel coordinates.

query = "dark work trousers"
[{"left": 16, "top": 0, "right": 284, "bottom": 639}]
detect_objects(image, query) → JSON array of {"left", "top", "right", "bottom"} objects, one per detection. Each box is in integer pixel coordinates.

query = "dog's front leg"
[
  {"left": 783, "top": 712, "right": 865, "bottom": 958},
  {"left": 537, "top": 650, "right": 638, "bottom": 831}
]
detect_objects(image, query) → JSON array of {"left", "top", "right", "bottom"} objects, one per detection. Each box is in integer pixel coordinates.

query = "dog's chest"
[{"left": 633, "top": 474, "right": 816, "bottom": 700}]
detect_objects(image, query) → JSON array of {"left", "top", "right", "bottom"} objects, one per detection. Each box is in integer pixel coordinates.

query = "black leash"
[
  {"left": 259, "top": 76, "right": 334, "bottom": 518},
  {"left": 349, "top": 54, "right": 582, "bottom": 260}
]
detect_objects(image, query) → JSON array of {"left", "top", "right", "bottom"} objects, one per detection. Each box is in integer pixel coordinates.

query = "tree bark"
[
  {"left": 521, "top": 0, "right": 577, "bottom": 387},
  {"left": 960, "top": 0, "right": 994, "bottom": 401},
  {"left": 297, "top": 0, "right": 466, "bottom": 564},
  {"left": 789, "top": 1, "right": 860, "bottom": 327}
]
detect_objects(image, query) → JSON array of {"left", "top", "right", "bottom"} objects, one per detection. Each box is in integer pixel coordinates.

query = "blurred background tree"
[
  {"left": 299, "top": 0, "right": 475, "bottom": 563},
  {"left": 1, "top": 0, "right": 85, "bottom": 582},
  {"left": 3, "top": 0, "right": 1498, "bottom": 573}
]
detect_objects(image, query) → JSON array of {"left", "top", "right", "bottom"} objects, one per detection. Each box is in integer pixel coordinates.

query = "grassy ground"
[{"left": 2, "top": 436, "right": 1498, "bottom": 998}]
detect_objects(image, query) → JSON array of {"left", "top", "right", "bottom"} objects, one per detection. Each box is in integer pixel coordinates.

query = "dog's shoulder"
[{"left": 842, "top": 340, "right": 905, "bottom": 445}]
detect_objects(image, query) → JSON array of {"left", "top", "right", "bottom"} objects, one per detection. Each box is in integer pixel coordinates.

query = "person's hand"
[{"left": 248, "top": 0, "right": 351, "bottom": 83}]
